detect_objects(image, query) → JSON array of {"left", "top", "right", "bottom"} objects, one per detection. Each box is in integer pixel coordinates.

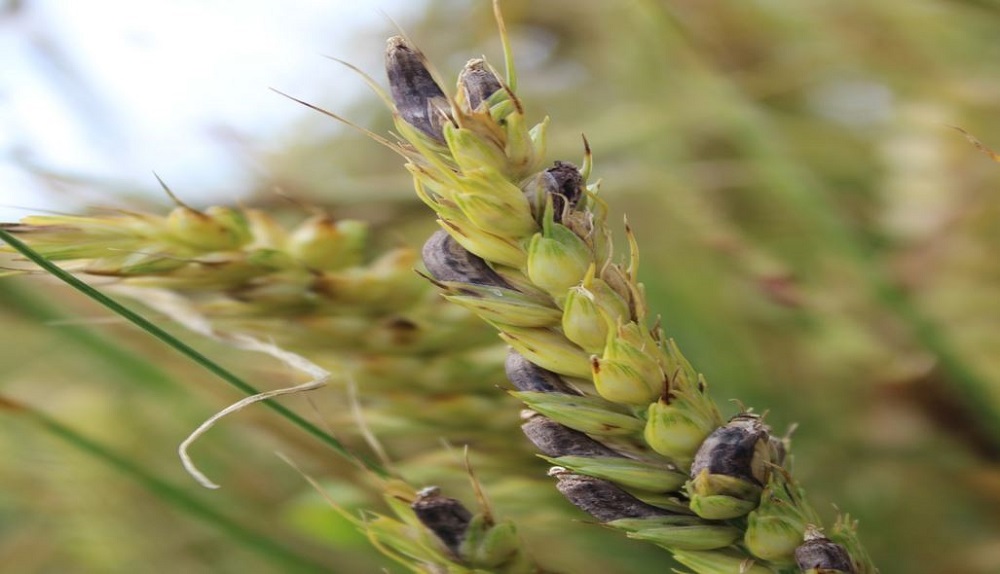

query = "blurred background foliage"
[{"left": 3, "top": 0, "right": 1000, "bottom": 572}]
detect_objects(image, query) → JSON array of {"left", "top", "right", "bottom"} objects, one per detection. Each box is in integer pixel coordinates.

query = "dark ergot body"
[
  {"left": 505, "top": 350, "right": 577, "bottom": 394},
  {"left": 527, "top": 162, "right": 585, "bottom": 222},
  {"left": 551, "top": 471, "right": 672, "bottom": 522},
  {"left": 422, "top": 230, "right": 511, "bottom": 288},
  {"left": 411, "top": 487, "right": 474, "bottom": 555},
  {"left": 690, "top": 413, "right": 770, "bottom": 484},
  {"left": 458, "top": 59, "right": 503, "bottom": 112},
  {"left": 521, "top": 414, "right": 619, "bottom": 458},
  {"left": 385, "top": 36, "right": 450, "bottom": 142},
  {"left": 795, "top": 530, "right": 857, "bottom": 573}
]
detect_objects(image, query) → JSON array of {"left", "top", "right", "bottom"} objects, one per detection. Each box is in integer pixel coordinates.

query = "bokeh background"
[{"left": 3, "top": 0, "right": 1000, "bottom": 572}]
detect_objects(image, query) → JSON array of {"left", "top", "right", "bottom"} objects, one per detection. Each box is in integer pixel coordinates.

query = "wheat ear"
[{"left": 379, "top": 4, "right": 876, "bottom": 572}]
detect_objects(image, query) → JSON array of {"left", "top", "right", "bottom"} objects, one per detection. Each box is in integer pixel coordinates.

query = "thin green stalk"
[
  {"left": 0, "top": 396, "right": 330, "bottom": 574},
  {"left": 0, "top": 227, "right": 389, "bottom": 479}
]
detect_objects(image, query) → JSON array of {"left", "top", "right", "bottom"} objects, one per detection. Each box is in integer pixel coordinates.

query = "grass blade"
[{"left": 0, "top": 396, "right": 331, "bottom": 573}]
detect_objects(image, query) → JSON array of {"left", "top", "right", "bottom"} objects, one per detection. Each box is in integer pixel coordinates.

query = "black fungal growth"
[
  {"left": 552, "top": 472, "right": 671, "bottom": 522},
  {"left": 411, "top": 487, "right": 473, "bottom": 555},
  {"left": 385, "top": 36, "right": 450, "bottom": 142},
  {"left": 545, "top": 161, "right": 584, "bottom": 218},
  {"left": 458, "top": 59, "right": 503, "bottom": 112},
  {"left": 521, "top": 415, "right": 619, "bottom": 459},
  {"left": 421, "top": 230, "right": 510, "bottom": 288},
  {"left": 505, "top": 350, "right": 578, "bottom": 394},
  {"left": 795, "top": 531, "right": 857, "bottom": 573},
  {"left": 690, "top": 414, "right": 769, "bottom": 484}
]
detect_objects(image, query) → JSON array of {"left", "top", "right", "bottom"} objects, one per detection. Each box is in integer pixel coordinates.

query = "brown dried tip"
[
  {"left": 458, "top": 58, "right": 503, "bottom": 112},
  {"left": 411, "top": 486, "right": 473, "bottom": 555},
  {"left": 795, "top": 528, "right": 857, "bottom": 573},
  {"left": 552, "top": 472, "right": 672, "bottom": 522},
  {"left": 421, "top": 229, "right": 510, "bottom": 287},
  {"left": 385, "top": 36, "right": 450, "bottom": 141}
]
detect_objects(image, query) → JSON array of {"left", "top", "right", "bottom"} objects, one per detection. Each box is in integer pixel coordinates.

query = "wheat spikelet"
[{"left": 2, "top": 205, "right": 520, "bottom": 436}]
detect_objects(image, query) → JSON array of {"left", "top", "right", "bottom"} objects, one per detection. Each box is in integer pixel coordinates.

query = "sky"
[{"left": 0, "top": 0, "right": 417, "bottom": 221}]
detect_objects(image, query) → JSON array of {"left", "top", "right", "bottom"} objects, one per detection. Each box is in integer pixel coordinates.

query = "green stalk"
[
  {"left": 0, "top": 227, "right": 389, "bottom": 479},
  {"left": 0, "top": 396, "right": 329, "bottom": 573}
]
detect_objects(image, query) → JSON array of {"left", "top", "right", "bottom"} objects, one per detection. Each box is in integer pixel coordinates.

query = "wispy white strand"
[
  {"left": 110, "top": 286, "right": 330, "bottom": 489},
  {"left": 347, "top": 377, "right": 392, "bottom": 472}
]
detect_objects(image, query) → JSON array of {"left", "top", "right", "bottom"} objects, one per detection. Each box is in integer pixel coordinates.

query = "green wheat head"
[{"left": 375, "top": 3, "right": 876, "bottom": 572}]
